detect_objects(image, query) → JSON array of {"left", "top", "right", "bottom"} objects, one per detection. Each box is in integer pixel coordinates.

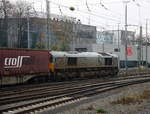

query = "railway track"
[
  {"left": 0, "top": 70, "right": 149, "bottom": 97},
  {"left": 0, "top": 68, "right": 149, "bottom": 93},
  {"left": 0, "top": 75, "right": 150, "bottom": 114},
  {"left": 0, "top": 78, "right": 112, "bottom": 98},
  {"left": 0, "top": 74, "right": 149, "bottom": 103}
]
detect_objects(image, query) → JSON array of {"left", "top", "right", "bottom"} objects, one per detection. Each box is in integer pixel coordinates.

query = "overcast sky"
[{"left": 11, "top": 0, "right": 150, "bottom": 34}]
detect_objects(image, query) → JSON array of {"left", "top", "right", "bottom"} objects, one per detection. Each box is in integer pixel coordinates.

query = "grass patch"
[
  {"left": 96, "top": 108, "right": 107, "bottom": 113},
  {"left": 111, "top": 88, "right": 150, "bottom": 105},
  {"left": 111, "top": 95, "right": 142, "bottom": 105},
  {"left": 85, "top": 105, "right": 94, "bottom": 110},
  {"left": 140, "top": 89, "right": 150, "bottom": 99}
]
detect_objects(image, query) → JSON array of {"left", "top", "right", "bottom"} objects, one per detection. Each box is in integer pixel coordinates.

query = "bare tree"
[
  {"left": 0, "top": 0, "right": 37, "bottom": 48},
  {"left": 11, "top": 0, "right": 37, "bottom": 48},
  {"left": 0, "top": 0, "right": 13, "bottom": 47},
  {"left": 12, "top": 1, "right": 37, "bottom": 18}
]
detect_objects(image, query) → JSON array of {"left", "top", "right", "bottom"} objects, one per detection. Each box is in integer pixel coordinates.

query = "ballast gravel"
[{"left": 56, "top": 82, "right": 150, "bottom": 114}]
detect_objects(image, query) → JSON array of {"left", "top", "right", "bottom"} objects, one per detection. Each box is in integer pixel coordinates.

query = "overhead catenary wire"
[
  {"left": 29, "top": 0, "right": 130, "bottom": 25},
  {"left": 28, "top": 0, "right": 148, "bottom": 29},
  {"left": 100, "top": 0, "right": 108, "bottom": 10},
  {"left": 86, "top": 0, "right": 91, "bottom": 12},
  {"left": 33, "top": 0, "right": 125, "bottom": 29},
  {"left": 80, "top": 0, "right": 148, "bottom": 26},
  {"left": 50, "top": 1, "right": 121, "bottom": 23},
  {"left": 50, "top": 0, "right": 142, "bottom": 26},
  {"left": 41, "top": 1, "right": 120, "bottom": 22},
  {"left": 89, "top": 1, "right": 141, "bottom": 24}
]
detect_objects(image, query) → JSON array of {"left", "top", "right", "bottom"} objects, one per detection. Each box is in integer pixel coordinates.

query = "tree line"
[{"left": 0, "top": 0, "right": 37, "bottom": 47}]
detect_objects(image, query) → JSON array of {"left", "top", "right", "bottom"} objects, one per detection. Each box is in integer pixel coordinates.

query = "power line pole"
[
  {"left": 27, "top": 8, "right": 30, "bottom": 49},
  {"left": 146, "top": 19, "right": 148, "bottom": 67},
  {"left": 118, "top": 23, "right": 120, "bottom": 50},
  {"left": 138, "top": 26, "right": 142, "bottom": 67},
  {"left": 46, "top": 0, "right": 51, "bottom": 49},
  {"left": 124, "top": 1, "right": 129, "bottom": 75},
  {"left": 118, "top": 23, "right": 120, "bottom": 69}
]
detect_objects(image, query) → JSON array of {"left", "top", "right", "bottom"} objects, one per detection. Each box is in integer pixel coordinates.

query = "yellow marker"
[{"left": 49, "top": 63, "right": 54, "bottom": 72}]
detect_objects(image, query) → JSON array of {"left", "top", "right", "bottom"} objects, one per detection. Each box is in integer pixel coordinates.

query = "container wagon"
[{"left": 0, "top": 48, "right": 51, "bottom": 85}]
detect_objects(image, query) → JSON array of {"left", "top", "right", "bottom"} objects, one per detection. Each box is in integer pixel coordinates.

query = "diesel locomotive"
[{"left": 0, "top": 48, "right": 119, "bottom": 85}]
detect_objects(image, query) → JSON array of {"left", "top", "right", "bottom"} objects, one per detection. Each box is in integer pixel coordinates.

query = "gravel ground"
[{"left": 56, "top": 82, "right": 150, "bottom": 114}]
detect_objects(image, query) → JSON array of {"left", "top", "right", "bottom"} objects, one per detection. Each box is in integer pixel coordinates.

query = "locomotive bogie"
[{"left": 0, "top": 75, "right": 34, "bottom": 85}]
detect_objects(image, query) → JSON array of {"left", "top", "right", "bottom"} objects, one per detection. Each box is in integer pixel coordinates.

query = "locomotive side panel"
[
  {"left": 77, "top": 57, "right": 99, "bottom": 68},
  {"left": 112, "top": 57, "right": 118, "bottom": 67}
]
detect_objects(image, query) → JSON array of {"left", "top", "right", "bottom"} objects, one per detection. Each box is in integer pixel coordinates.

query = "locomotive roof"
[
  {"left": 50, "top": 51, "right": 117, "bottom": 58},
  {"left": 50, "top": 51, "right": 98, "bottom": 57}
]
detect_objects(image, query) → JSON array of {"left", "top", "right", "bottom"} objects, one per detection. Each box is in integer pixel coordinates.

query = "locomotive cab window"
[
  {"left": 105, "top": 58, "right": 112, "bottom": 65},
  {"left": 68, "top": 57, "right": 77, "bottom": 66}
]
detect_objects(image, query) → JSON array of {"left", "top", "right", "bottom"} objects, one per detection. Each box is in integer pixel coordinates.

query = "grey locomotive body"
[{"left": 51, "top": 51, "right": 118, "bottom": 79}]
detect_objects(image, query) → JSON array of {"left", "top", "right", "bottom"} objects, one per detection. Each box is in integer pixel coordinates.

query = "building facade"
[
  {"left": 0, "top": 16, "right": 96, "bottom": 51},
  {"left": 71, "top": 24, "right": 96, "bottom": 51},
  {"left": 96, "top": 30, "right": 135, "bottom": 45}
]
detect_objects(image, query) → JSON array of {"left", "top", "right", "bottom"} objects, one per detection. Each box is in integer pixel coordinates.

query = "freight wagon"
[{"left": 0, "top": 48, "right": 51, "bottom": 85}]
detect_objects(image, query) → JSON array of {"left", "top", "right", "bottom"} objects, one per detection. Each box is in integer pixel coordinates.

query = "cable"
[
  {"left": 86, "top": 0, "right": 91, "bottom": 12},
  {"left": 26, "top": 0, "right": 147, "bottom": 28},
  {"left": 25, "top": 0, "right": 122, "bottom": 24},
  {"left": 100, "top": 0, "right": 108, "bottom": 10},
  {"left": 50, "top": 1, "right": 121, "bottom": 23}
]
